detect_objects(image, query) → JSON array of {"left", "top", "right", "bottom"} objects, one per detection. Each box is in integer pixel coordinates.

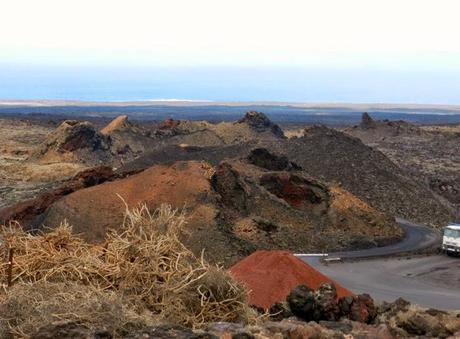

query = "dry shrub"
[
  {"left": 107, "top": 204, "right": 251, "bottom": 326},
  {"left": 0, "top": 221, "right": 114, "bottom": 288},
  {"left": 0, "top": 204, "right": 252, "bottom": 335},
  {"left": 0, "top": 282, "right": 152, "bottom": 338}
]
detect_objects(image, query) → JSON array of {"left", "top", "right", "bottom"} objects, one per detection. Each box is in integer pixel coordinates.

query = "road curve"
[
  {"left": 327, "top": 218, "right": 441, "bottom": 260},
  {"left": 300, "top": 219, "right": 460, "bottom": 310}
]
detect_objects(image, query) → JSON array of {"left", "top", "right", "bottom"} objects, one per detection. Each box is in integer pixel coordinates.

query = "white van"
[{"left": 442, "top": 224, "right": 460, "bottom": 255}]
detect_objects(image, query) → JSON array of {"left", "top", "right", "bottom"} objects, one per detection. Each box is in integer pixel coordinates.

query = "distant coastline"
[
  {"left": 2, "top": 100, "right": 460, "bottom": 126},
  {"left": 2, "top": 99, "right": 460, "bottom": 111}
]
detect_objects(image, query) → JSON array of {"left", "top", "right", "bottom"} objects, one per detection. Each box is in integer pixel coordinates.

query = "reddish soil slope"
[{"left": 229, "top": 250, "right": 353, "bottom": 309}]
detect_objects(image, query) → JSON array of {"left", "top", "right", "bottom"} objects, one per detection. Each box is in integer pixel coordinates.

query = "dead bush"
[{"left": 0, "top": 204, "right": 252, "bottom": 335}]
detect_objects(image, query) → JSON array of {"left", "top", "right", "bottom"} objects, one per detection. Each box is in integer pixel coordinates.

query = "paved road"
[
  {"left": 300, "top": 219, "right": 460, "bottom": 310},
  {"left": 327, "top": 218, "right": 441, "bottom": 260}
]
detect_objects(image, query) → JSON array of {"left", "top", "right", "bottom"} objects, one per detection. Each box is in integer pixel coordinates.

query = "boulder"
[
  {"left": 287, "top": 285, "right": 317, "bottom": 320},
  {"left": 349, "top": 294, "right": 376, "bottom": 324},
  {"left": 287, "top": 283, "right": 341, "bottom": 322},
  {"left": 314, "top": 283, "right": 340, "bottom": 321}
]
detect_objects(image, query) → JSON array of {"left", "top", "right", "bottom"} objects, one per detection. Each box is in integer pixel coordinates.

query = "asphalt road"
[{"left": 300, "top": 219, "right": 460, "bottom": 310}]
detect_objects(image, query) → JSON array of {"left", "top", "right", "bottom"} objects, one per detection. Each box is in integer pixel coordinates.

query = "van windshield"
[{"left": 445, "top": 228, "right": 460, "bottom": 238}]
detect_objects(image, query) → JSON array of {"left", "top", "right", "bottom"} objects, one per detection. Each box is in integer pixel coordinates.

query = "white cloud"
[{"left": 1, "top": 0, "right": 460, "bottom": 67}]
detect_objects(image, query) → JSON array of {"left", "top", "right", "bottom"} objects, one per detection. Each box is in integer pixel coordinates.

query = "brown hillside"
[{"left": 34, "top": 150, "right": 401, "bottom": 266}]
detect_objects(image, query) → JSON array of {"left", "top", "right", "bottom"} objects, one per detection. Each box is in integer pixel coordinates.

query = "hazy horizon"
[
  {"left": 2, "top": 0, "right": 460, "bottom": 104},
  {"left": 1, "top": 64, "right": 460, "bottom": 105}
]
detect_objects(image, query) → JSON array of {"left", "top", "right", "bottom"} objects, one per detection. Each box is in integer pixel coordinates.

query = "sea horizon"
[{"left": 2, "top": 64, "right": 460, "bottom": 105}]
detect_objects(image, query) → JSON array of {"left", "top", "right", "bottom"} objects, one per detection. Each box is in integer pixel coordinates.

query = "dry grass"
[
  {"left": 0, "top": 204, "right": 252, "bottom": 337},
  {"left": 0, "top": 282, "right": 154, "bottom": 338}
]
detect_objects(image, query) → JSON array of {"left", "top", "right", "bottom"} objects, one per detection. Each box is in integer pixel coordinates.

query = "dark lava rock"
[
  {"left": 314, "top": 283, "right": 340, "bottom": 321},
  {"left": 287, "top": 285, "right": 316, "bottom": 320},
  {"left": 246, "top": 148, "right": 301, "bottom": 171},
  {"left": 31, "top": 321, "right": 111, "bottom": 339},
  {"left": 259, "top": 172, "right": 328, "bottom": 210},
  {"left": 212, "top": 162, "right": 250, "bottom": 212},
  {"left": 118, "top": 143, "right": 253, "bottom": 174},
  {"left": 338, "top": 296, "right": 354, "bottom": 316},
  {"left": 237, "top": 111, "right": 285, "bottom": 138},
  {"left": 124, "top": 324, "right": 217, "bottom": 339},
  {"left": 360, "top": 112, "right": 376, "bottom": 130},
  {"left": 347, "top": 294, "right": 376, "bottom": 324}
]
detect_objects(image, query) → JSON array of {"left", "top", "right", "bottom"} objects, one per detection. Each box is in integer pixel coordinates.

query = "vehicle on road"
[{"left": 442, "top": 224, "right": 460, "bottom": 255}]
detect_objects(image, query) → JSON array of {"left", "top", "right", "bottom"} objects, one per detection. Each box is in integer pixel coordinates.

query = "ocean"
[{"left": 1, "top": 64, "right": 460, "bottom": 104}]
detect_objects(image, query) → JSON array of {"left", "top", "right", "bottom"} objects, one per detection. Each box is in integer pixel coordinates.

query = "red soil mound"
[{"left": 229, "top": 250, "right": 353, "bottom": 309}]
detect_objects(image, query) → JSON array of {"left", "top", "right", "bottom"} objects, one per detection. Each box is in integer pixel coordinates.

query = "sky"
[{"left": 1, "top": 0, "right": 460, "bottom": 103}]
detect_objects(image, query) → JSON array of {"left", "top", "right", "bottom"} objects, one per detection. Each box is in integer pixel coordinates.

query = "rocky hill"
[
  {"left": 10, "top": 112, "right": 456, "bottom": 230},
  {"left": 276, "top": 125, "right": 454, "bottom": 227},
  {"left": 346, "top": 113, "right": 460, "bottom": 221},
  {"left": 27, "top": 150, "right": 400, "bottom": 266},
  {"left": 151, "top": 111, "right": 285, "bottom": 147},
  {"left": 351, "top": 112, "right": 422, "bottom": 141},
  {"left": 100, "top": 115, "right": 158, "bottom": 158},
  {"left": 31, "top": 120, "right": 113, "bottom": 165}
]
